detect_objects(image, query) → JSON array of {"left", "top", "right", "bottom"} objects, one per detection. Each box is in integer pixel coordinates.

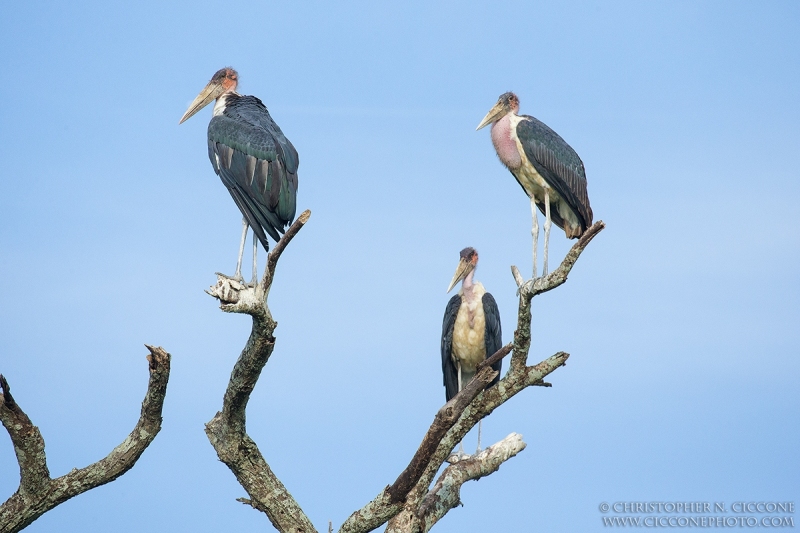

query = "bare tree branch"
[
  {"left": 264, "top": 210, "right": 312, "bottom": 289},
  {"left": 204, "top": 213, "right": 602, "bottom": 533},
  {"left": 512, "top": 220, "right": 606, "bottom": 298},
  {"left": 393, "top": 352, "right": 568, "bottom": 524},
  {"left": 205, "top": 210, "right": 317, "bottom": 533},
  {"left": 337, "top": 344, "right": 512, "bottom": 533},
  {"left": 337, "top": 224, "right": 605, "bottom": 533},
  {"left": 387, "top": 343, "right": 512, "bottom": 502},
  {"left": 0, "top": 346, "right": 171, "bottom": 533},
  {"left": 416, "top": 433, "right": 526, "bottom": 533},
  {"left": 383, "top": 434, "right": 527, "bottom": 533},
  {"left": 0, "top": 375, "right": 49, "bottom": 498},
  {"left": 342, "top": 349, "right": 567, "bottom": 531},
  {"left": 510, "top": 220, "right": 605, "bottom": 371}
]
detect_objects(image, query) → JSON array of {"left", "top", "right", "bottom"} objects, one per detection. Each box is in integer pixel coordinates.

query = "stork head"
[
  {"left": 179, "top": 67, "right": 239, "bottom": 124},
  {"left": 447, "top": 247, "right": 479, "bottom": 293},
  {"left": 476, "top": 92, "right": 519, "bottom": 130}
]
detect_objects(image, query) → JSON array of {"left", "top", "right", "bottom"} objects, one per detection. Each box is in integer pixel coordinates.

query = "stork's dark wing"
[
  {"left": 482, "top": 292, "right": 503, "bottom": 388},
  {"left": 207, "top": 95, "right": 298, "bottom": 250},
  {"left": 517, "top": 115, "right": 592, "bottom": 232},
  {"left": 441, "top": 294, "right": 462, "bottom": 402}
]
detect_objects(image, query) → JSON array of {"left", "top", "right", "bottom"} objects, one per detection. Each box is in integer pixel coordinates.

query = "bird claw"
[
  {"left": 446, "top": 450, "right": 471, "bottom": 464},
  {"left": 517, "top": 278, "right": 537, "bottom": 297},
  {"left": 227, "top": 272, "right": 246, "bottom": 284},
  {"left": 206, "top": 273, "right": 247, "bottom": 304}
]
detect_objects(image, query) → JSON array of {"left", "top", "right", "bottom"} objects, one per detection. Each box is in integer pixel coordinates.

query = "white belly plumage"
[{"left": 451, "top": 282, "right": 487, "bottom": 378}]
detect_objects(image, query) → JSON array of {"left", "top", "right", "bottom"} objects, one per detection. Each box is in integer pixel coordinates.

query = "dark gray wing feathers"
[
  {"left": 441, "top": 292, "right": 503, "bottom": 403},
  {"left": 441, "top": 294, "right": 462, "bottom": 402},
  {"left": 206, "top": 94, "right": 298, "bottom": 250},
  {"left": 516, "top": 115, "right": 593, "bottom": 231},
  {"left": 482, "top": 292, "right": 503, "bottom": 388}
]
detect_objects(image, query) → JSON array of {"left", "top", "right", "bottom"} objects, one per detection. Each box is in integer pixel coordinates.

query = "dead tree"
[
  {"left": 0, "top": 346, "right": 171, "bottom": 533},
  {"left": 205, "top": 207, "right": 604, "bottom": 533}
]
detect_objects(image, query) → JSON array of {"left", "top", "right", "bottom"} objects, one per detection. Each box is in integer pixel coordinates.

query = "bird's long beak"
[
  {"left": 476, "top": 101, "right": 506, "bottom": 130},
  {"left": 179, "top": 81, "right": 224, "bottom": 124},
  {"left": 447, "top": 257, "right": 474, "bottom": 293}
]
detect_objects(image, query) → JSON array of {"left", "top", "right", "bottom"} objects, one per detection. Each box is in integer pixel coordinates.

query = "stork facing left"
[
  {"left": 180, "top": 67, "right": 299, "bottom": 285},
  {"left": 441, "top": 247, "right": 503, "bottom": 460},
  {"left": 477, "top": 92, "right": 592, "bottom": 287}
]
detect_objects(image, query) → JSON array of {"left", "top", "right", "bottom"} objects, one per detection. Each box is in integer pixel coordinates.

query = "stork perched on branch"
[
  {"left": 477, "top": 92, "right": 592, "bottom": 282},
  {"left": 180, "top": 67, "right": 298, "bottom": 285},
  {"left": 441, "top": 247, "right": 502, "bottom": 459}
]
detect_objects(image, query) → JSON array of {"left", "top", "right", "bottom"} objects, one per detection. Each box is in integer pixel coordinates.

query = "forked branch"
[
  {"left": 0, "top": 346, "right": 171, "bottom": 533},
  {"left": 206, "top": 213, "right": 603, "bottom": 533},
  {"left": 339, "top": 221, "right": 603, "bottom": 533}
]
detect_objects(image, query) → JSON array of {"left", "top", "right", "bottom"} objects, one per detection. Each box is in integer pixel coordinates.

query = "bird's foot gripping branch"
[
  {"left": 205, "top": 210, "right": 311, "bottom": 313},
  {"left": 511, "top": 220, "right": 606, "bottom": 300},
  {"left": 206, "top": 274, "right": 250, "bottom": 305}
]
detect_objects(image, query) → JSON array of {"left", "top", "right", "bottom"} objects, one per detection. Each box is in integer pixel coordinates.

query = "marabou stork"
[
  {"left": 476, "top": 92, "right": 592, "bottom": 281},
  {"left": 441, "top": 247, "right": 502, "bottom": 458},
  {"left": 179, "top": 67, "right": 298, "bottom": 284}
]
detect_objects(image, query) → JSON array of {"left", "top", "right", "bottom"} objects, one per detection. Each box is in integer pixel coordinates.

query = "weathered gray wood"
[
  {"left": 416, "top": 433, "right": 526, "bottom": 533},
  {"left": 207, "top": 213, "right": 603, "bottom": 533},
  {"left": 387, "top": 343, "right": 512, "bottom": 503},
  {"left": 205, "top": 209, "right": 317, "bottom": 533},
  {"left": 337, "top": 222, "right": 604, "bottom": 533},
  {"left": 0, "top": 346, "right": 171, "bottom": 533}
]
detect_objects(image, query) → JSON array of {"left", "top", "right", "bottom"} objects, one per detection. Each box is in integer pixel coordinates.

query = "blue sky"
[{"left": 0, "top": 1, "right": 798, "bottom": 531}]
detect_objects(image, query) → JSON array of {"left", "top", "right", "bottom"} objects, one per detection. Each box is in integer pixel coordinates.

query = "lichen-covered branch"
[
  {"left": 205, "top": 210, "right": 316, "bottom": 533},
  {"left": 392, "top": 351, "right": 568, "bottom": 523},
  {"left": 337, "top": 345, "right": 513, "bottom": 533},
  {"left": 0, "top": 346, "right": 171, "bottom": 533},
  {"left": 338, "top": 223, "right": 602, "bottom": 533},
  {"left": 388, "top": 343, "right": 512, "bottom": 502},
  {"left": 0, "top": 375, "right": 49, "bottom": 498},
  {"left": 415, "top": 433, "right": 526, "bottom": 533},
  {"left": 510, "top": 220, "right": 604, "bottom": 370}
]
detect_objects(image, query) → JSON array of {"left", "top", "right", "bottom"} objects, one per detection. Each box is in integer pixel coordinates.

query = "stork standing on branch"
[
  {"left": 477, "top": 92, "right": 592, "bottom": 284},
  {"left": 180, "top": 67, "right": 299, "bottom": 285},
  {"left": 441, "top": 247, "right": 502, "bottom": 459}
]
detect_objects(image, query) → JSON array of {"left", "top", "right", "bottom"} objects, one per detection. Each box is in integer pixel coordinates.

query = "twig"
[{"left": 263, "top": 209, "right": 311, "bottom": 288}]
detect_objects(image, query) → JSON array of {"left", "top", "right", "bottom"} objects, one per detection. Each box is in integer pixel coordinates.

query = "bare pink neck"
[
  {"left": 462, "top": 269, "right": 475, "bottom": 290},
  {"left": 490, "top": 113, "right": 521, "bottom": 170}
]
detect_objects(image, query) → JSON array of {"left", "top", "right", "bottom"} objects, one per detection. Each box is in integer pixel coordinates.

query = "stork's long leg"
[
  {"left": 530, "top": 195, "right": 539, "bottom": 279},
  {"left": 234, "top": 218, "right": 248, "bottom": 281},
  {"left": 456, "top": 363, "right": 465, "bottom": 456},
  {"left": 543, "top": 188, "right": 551, "bottom": 276},
  {"left": 251, "top": 232, "right": 258, "bottom": 286},
  {"left": 476, "top": 420, "right": 482, "bottom": 454}
]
